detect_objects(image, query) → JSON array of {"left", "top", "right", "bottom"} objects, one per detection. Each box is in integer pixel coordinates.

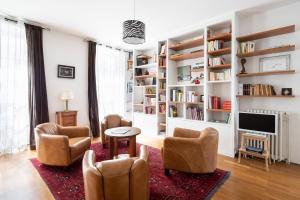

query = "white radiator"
[{"left": 242, "top": 109, "right": 290, "bottom": 163}]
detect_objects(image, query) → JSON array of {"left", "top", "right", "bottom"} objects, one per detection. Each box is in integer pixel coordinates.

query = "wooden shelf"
[
  {"left": 237, "top": 70, "right": 295, "bottom": 77},
  {"left": 145, "top": 105, "right": 156, "bottom": 107},
  {"left": 208, "top": 64, "right": 231, "bottom": 70},
  {"left": 207, "top": 109, "right": 231, "bottom": 113},
  {"left": 137, "top": 55, "right": 152, "bottom": 59},
  {"left": 237, "top": 45, "right": 295, "bottom": 58},
  {"left": 169, "top": 38, "right": 204, "bottom": 51},
  {"left": 135, "top": 74, "right": 156, "bottom": 79},
  {"left": 159, "top": 65, "right": 166, "bottom": 69},
  {"left": 158, "top": 101, "right": 166, "bottom": 103},
  {"left": 207, "top": 47, "right": 231, "bottom": 56},
  {"left": 207, "top": 80, "right": 231, "bottom": 84},
  {"left": 159, "top": 77, "right": 166, "bottom": 80},
  {"left": 134, "top": 104, "right": 143, "bottom": 106},
  {"left": 145, "top": 94, "right": 156, "bottom": 96},
  {"left": 208, "top": 32, "right": 231, "bottom": 42},
  {"left": 158, "top": 112, "right": 166, "bottom": 115},
  {"left": 170, "top": 50, "right": 204, "bottom": 61},
  {"left": 237, "top": 95, "right": 295, "bottom": 98},
  {"left": 169, "top": 101, "right": 184, "bottom": 104},
  {"left": 236, "top": 25, "right": 295, "bottom": 42},
  {"left": 135, "top": 63, "right": 157, "bottom": 69},
  {"left": 158, "top": 54, "right": 166, "bottom": 57}
]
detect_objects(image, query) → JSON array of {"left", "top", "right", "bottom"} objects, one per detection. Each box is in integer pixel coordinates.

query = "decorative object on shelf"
[
  {"left": 281, "top": 88, "right": 292, "bottom": 96},
  {"left": 240, "top": 58, "right": 247, "bottom": 74},
  {"left": 60, "top": 90, "right": 74, "bottom": 111},
  {"left": 136, "top": 54, "right": 150, "bottom": 66},
  {"left": 160, "top": 44, "right": 166, "bottom": 55},
  {"left": 144, "top": 70, "right": 149, "bottom": 75},
  {"left": 177, "top": 65, "right": 191, "bottom": 82},
  {"left": 57, "top": 65, "right": 75, "bottom": 79},
  {"left": 122, "top": 0, "right": 145, "bottom": 44},
  {"left": 259, "top": 54, "right": 290, "bottom": 72},
  {"left": 192, "top": 77, "right": 201, "bottom": 84}
]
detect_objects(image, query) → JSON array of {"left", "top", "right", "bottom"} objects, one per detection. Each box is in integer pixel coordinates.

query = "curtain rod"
[
  {"left": 0, "top": 12, "right": 50, "bottom": 31},
  {"left": 85, "top": 39, "right": 132, "bottom": 53}
]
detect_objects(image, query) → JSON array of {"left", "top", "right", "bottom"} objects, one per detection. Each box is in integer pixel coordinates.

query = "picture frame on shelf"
[
  {"left": 57, "top": 65, "right": 75, "bottom": 79},
  {"left": 177, "top": 65, "right": 191, "bottom": 82},
  {"left": 259, "top": 54, "right": 290, "bottom": 72},
  {"left": 281, "top": 88, "right": 292, "bottom": 96}
]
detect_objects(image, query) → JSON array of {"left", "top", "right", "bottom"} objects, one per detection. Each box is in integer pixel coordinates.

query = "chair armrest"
[
  {"left": 121, "top": 119, "right": 132, "bottom": 127},
  {"left": 138, "top": 145, "right": 149, "bottom": 162},
  {"left": 173, "top": 127, "right": 200, "bottom": 138},
  {"left": 58, "top": 126, "right": 90, "bottom": 138},
  {"left": 37, "top": 134, "right": 71, "bottom": 165}
]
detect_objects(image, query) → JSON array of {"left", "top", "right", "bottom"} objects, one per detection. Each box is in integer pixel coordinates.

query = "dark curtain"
[
  {"left": 88, "top": 41, "right": 100, "bottom": 137},
  {"left": 25, "top": 24, "right": 49, "bottom": 150}
]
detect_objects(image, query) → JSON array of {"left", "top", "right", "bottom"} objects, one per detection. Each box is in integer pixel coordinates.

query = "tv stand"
[{"left": 238, "top": 133, "right": 271, "bottom": 171}]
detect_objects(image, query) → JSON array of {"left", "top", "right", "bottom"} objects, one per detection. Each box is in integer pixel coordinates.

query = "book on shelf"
[
  {"left": 238, "top": 83, "right": 276, "bottom": 96},
  {"left": 207, "top": 40, "right": 224, "bottom": 51},
  {"left": 159, "top": 57, "right": 166, "bottom": 67},
  {"left": 209, "top": 69, "right": 231, "bottom": 81},
  {"left": 145, "top": 106, "right": 155, "bottom": 114},
  {"left": 238, "top": 41, "right": 255, "bottom": 54},
  {"left": 159, "top": 94, "right": 166, "bottom": 102},
  {"left": 186, "top": 91, "right": 201, "bottom": 103},
  {"left": 170, "top": 89, "right": 183, "bottom": 102},
  {"left": 159, "top": 81, "right": 166, "bottom": 89},
  {"left": 186, "top": 106, "right": 204, "bottom": 120},
  {"left": 145, "top": 97, "right": 156, "bottom": 106},
  {"left": 222, "top": 101, "right": 231, "bottom": 110},
  {"left": 145, "top": 87, "right": 155, "bottom": 94},
  {"left": 208, "top": 57, "right": 226, "bottom": 66},
  {"left": 208, "top": 96, "right": 221, "bottom": 109},
  {"left": 159, "top": 104, "right": 166, "bottom": 113},
  {"left": 169, "top": 105, "right": 178, "bottom": 117}
]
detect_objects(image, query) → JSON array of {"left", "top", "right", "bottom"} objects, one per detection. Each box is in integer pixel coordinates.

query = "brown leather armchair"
[
  {"left": 100, "top": 114, "right": 132, "bottom": 147},
  {"left": 35, "top": 123, "right": 91, "bottom": 167},
  {"left": 82, "top": 145, "right": 149, "bottom": 200},
  {"left": 161, "top": 127, "right": 218, "bottom": 174}
]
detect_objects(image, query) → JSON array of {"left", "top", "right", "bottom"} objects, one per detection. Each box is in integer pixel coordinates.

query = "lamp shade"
[
  {"left": 60, "top": 90, "right": 74, "bottom": 100},
  {"left": 123, "top": 20, "right": 145, "bottom": 44}
]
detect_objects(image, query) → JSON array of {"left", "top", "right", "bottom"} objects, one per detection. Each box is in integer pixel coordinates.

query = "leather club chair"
[
  {"left": 82, "top": 145, "right": 149, "bottom": 200},
  {"left": 35, "top": 123, "right": 91, "bottom": 167},
  {"left": 161, "top": 127, "right": 219, "bottom": 174},
  {"left": 100, "top": 114, "right": 132, "bottom": 147}
]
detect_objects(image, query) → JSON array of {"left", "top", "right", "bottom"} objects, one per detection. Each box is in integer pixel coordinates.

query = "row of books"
[
  {"left": 159, "top": 57, "right": 166, "bottom": 67},
  {"left": 207, "top": 40, "right": 224, "bottom": 51},
  {"left": 159, "top": 81, "right": 166, "bottom": 90},
  {"left": 208, "top": 96, "right": 221, "bottom": 109},
  {"left": 208, "top": 57, "right": 226, "bottom": 66},
  {"left": 238, "top": 84, "right": 276, "bottom": 96},
  {"left": 209, "top": 69, "right": 231, "bottom": 81},
  {"left": 145, "top": 87, "right": 155, "bottom": 94},
  {"left": 159, "top": 94, "right": 166, "bottom": 102},
  {"left": 186, "top": 91, "right": 201, "bottom": 103},
  {"left": 145, "top": 106, "right": 155, "bottom": 114},
  {"left": 170, "top": 89, "right": 183, "bottom": 102},
  {"left": 159, "top": 104, "right": 166, "bottom": 113},
  {"left": 169, "top": 105, "right": 178, "bottom": 117},
  {"left": 239, "top": 41, "right": 255, "bottom": 54},
  {"left": 145, "top": 97, "right": 156, "bottom": 106},
  {"left": 186, "top": 106, "right": 204, "bottom": 120}
]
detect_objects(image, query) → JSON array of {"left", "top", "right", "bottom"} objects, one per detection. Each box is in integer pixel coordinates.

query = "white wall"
[
  {"left": 237, "top": 2, "right": 300, "bottom": 164},
  {"left": 43, "top": 30, "right": 89, "bottom": 126}
]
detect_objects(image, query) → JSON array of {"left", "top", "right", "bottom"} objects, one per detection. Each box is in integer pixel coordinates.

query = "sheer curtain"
[
  {"left": 0, "top": 18, "right": 29, "bottom": 155},
  {"left": 95, "top": 45, "right": 127, "bottom": 120}
]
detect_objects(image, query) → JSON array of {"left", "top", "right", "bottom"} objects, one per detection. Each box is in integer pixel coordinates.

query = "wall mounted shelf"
[
  {"left": 236, "top": 45, "right": 295, "bottom": 58},
  {"left": 208, "top": 64, "right": 231, "bottom": 70},
  {"left": 236, "top": 25, "right": 295, "bottom": 42},
  {"left": 169, "top": 38, "right": 204, "bottom": 51},
  {"left": 207, "top": 47, "right": 231, "bottom": 56},
  {"left": 170, "top": 50, "right": 204, "bottom": 61},
  {"left": 207, "top": 109, "right": 231, "bottom": 113},
  {"left": 236, "top": 95, "right": 295, "bottom": 98},
  {"left": 207, "top": 32, "right": 231, "bottom": 42},
  {"left": 237, "top": 70, "right": 295, "bottom": 77}
]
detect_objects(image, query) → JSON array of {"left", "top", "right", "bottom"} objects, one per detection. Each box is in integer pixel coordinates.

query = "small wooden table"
[{"left": 104, "top": 127, "right": 141, "bottom": 159}]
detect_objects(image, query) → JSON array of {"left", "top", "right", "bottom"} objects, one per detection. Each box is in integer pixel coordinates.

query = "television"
[{"left": 238, "top": 112, "right": 278, "bottom": 135}]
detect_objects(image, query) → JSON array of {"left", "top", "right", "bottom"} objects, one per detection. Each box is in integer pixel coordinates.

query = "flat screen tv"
[{"left": 238, "top": 112, "right": 278, "bottom": 135}]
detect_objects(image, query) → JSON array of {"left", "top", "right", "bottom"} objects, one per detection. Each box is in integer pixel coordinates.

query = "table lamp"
[{"left": 60, "top": 90, "right": 74, "bottom": 111}]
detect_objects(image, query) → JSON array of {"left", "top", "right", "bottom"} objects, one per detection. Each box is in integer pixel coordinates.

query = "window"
[
  {"left": 0, "top": 19, "right": 29, "bottom": 155},
  {"left": 95, "top": 45, "right": 127, "bottom": 120}
]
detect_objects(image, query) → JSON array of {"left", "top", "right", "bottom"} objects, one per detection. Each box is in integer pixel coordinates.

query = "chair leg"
[
  {"left": 265, "top": 157, "right": 269, "bottom": 171},
  {"left": 238, "top": 151, "right": 241, "bottom": 163},
  {"left": 164, "top": 169, "right": 170, "bottom": 176}
]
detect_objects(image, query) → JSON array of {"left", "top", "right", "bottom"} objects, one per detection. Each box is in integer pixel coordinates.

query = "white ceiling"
[{"left": 0, "top": 0, "right": 292, "bottom": 49}]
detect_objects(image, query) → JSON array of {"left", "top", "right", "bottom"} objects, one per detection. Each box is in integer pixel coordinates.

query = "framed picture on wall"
[
  {"left": 259, "top": 54, "right": 290, "bottom": 72},
  {"left": 57, "top": 65, "right": 75, "bottom": 79}
]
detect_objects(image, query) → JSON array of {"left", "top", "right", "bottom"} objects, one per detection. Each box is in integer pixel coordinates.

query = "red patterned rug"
[{"left": 30, "top": 143, "right": 230, "bottom": 200}]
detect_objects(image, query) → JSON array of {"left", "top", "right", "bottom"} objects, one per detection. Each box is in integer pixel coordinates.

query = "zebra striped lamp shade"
[{"left": 123, "top": 20, "right": 145, "bottom": 44}]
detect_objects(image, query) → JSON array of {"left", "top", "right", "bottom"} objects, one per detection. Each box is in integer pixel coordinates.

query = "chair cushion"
[{"left": 69, "top": 137, "right": 91, "bottom": 160}]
